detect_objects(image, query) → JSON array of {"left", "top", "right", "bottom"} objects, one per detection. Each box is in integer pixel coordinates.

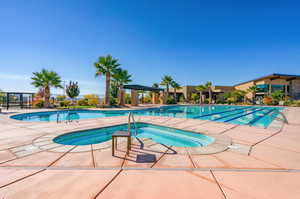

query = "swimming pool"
[
  {"left": 53, "top": 123, "right": 215, "bottom": 147},
  {"left": 11, "top": 105, "right": 283, "bottom": 127}
]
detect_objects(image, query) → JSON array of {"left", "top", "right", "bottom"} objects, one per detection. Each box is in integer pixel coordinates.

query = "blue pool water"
[
  {"left": 53, "top": 123, "right": 215, "bottom": 147},
  {"left": 11, "top": 105, "right": 283, "bottom": 127}
]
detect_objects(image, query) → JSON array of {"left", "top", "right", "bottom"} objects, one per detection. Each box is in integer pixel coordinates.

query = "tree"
[
  {"left": 205, "top": 81, "right": 213, "bottom": 104},
  {"left": 66, "top": 81, "right": 80, "bottom": 104},
  {"left": 195, "top": 84, "right": 207, "bottom": 104},
  {"left": 94, "top": 55, "right": 120, "bottom": 105},
  {"left": 171, "top": 81, "right": 181, "bottom": 103},
  {"left": 271, "top": 90, "right": 284, "bottom": 104},
  {"left": 111, "top": 68, "right": 132, "bottom": 98},
  {"left": 247, "top": 85, "right": 259, "bottom": 104},
  {"left": 152, "top": 83, "right": 159, "bottom": 88},
  {"left": 160, "top": 75, "right": 173, "bottom": 96},
  {"left": 31, "top": 69, "right": 62, "bottom": 108}
]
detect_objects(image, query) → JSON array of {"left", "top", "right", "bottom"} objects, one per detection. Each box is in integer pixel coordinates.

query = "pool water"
[
  {"left": 53, "top": 123, "right": 214, "bottom": 147},
  {"left": 11, "top": 105, "right": 283, "bottom": 127}
]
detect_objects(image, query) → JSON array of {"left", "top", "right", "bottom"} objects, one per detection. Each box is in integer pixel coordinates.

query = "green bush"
[
  {"left": 167, "top": 97, "right": 176, "bottom": 104},
  {"left": 283, "top": 100, "right": 292, "bottom": 106},
  {"left": 291, "top": 100, "right": 300, "bottom": 107},
  {"left": 125, "top": 93, "right": 131, "bottom": 104},
  {"left": 179, "top": 95, "right": 185, "bottom": 103},
  {"left": 59, "top": 100, "right": 71, "bottom": 107},
  {"left": 110, "top": 97, "right": 118, "bottom": 106},
  {"left": 56, "top": 95, "right": 66, "bottom": 101},
  {"left": 190, "top": 93, "right": 199, "bottom": 104},
  {"left": 83, "top": 94, "right": 100, "bottom": 106},
  {"left": 77, "top": 98, "right": 88, "bottom": 106},
  {"left": 203, "top": 99, "right": 209, "bottom": 104},
  {"left": 34, "top": 100, "right": 44, "bottom": 108}
]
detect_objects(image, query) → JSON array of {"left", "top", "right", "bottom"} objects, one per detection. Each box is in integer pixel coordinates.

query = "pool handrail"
[{"left": 128, "top": 112, "right": 138, "bottom": 136}]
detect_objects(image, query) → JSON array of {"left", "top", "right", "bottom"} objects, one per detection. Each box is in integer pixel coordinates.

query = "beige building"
[{"left": 169, "top": 73, "right": 300, "bottom": 102}]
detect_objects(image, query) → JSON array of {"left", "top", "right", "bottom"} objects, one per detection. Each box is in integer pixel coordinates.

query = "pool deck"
[{"left": 0, "top": 106, "right": 300, "bottom": 198}]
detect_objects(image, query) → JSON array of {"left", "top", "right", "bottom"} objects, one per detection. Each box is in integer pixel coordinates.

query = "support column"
[
  {"left": 6, "top": 93, "right": 9, "bottom": 110},
  {"left": 131, "top": 90, "right": 138, "bottom": 106},
  {"left": 159, "top": 91, "right": 167, "bottom": 104},
  {"left": 20, "top": 94, "right": 23, "bottom": 109},
  {"left": 269, "top": 83, "right": 272, "bottom": 95},
  {"left": 152, "top": 92, "right": 159, "bottom": 104},
  {"left": 118, "top": 88, "right": 125, "bottom": 106},
  {"left": 285, "top": 85, "right": 288, "bottom": 96}
]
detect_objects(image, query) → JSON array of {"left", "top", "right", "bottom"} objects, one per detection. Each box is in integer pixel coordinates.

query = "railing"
[
  {"left": 270, "top": 111, "right": 289, "bottom": 124},
  {"left": 128, "top": 112, "right": 138, "bottom": 136},
  {"left": 56, "top": 109, "right": 73, "bottom": 123}
]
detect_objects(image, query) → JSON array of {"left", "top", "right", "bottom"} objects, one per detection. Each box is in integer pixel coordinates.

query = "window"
[
  {"left": 271, "top": 85, "right": 285, "bottom": 92},
  {"left": 256, "top": 84, "right": 269, "bottom": 92}
]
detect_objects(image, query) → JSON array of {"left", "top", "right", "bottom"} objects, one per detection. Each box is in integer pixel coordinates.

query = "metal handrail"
[
  {"left": 128, "top": 112, "right": 138, "bottom": 136},
  {"left": 270, "top": 111, "right": 288, "bottom": 124}
]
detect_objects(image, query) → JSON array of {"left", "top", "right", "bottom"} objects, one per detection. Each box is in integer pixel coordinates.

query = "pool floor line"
[
  {"left": 212, "top": 107, "right": 256, "bottom": 121},
  {"left": 248, "top": 109, "right": 275, "bottom": 126},
  {"left": 224, "top": 108, "right": 266, "bottom": 122},
  {"left": 192, "top": 107, "right": 250, "bottom": 119}
]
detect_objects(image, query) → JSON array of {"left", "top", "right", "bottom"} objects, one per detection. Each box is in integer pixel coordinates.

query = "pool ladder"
[
  {"left": 269, "top": 111, "right": 289, "bottom": 124},
  {"left": 128, "top": 112, "right": 138, "bottom": 136},
  {"left": 56, "top": 109, "right": 73, "bottom": 123}
]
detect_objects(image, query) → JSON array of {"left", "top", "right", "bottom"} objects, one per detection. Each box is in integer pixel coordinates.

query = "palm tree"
[
  {"left": 247, "top": 85, "right": 259, "bottom": 104},
  {"left": 94, "top": 55, "right": 120, "bottom": 105},
  {"left": 112, "top": 68, "right": 132, "bottom": 90},
  {"left": 31, "top": 69, "right": 63, "bottom": 108},
  {"left": 195, "top": 84, "right": 207, "bottom": 104},
  {"left": 205, "top": 81, "right": 213, "bottom": 104},
  {"left": 171, "top": 81, "right": 181, "bottom": 103},
  {"left": 160, "top": 75, "right": 173, "bottom": 96}
]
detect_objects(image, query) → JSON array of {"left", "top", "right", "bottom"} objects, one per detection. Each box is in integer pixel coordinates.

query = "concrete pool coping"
[{"left": 29, "top": 122, "right": 232, "bottom": 155}]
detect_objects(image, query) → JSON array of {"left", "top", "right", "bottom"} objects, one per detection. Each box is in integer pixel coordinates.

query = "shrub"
[
  {"left": 125, "top": 93, "right": 131, "bottom": 104},
  {"left": 190, "top": 93, "right": 199, "bottom": 104},
  {"left": 290, "top": 100, "right": 300, "bottom": 107},
  {"left": 59, "top": 100, "right": 71, "bottom": 107},
  {"left": 179, "top": 95, "right": 185, "bottom": 103},
  {"left": 167, "top": 97, "right": 176, "bottom": 104},
  {"left": 271, "top": 91, "right": 284, "bottom": 104},
  {"left": 84, "top": 94, "right": 100, "bottom": 106},
  {"left": 110, "top": 97, "right": 118, "bottom": 106},
  {"left": 56, "top": 95, "right": 66, "bottom": 101},
  {"left": 143, "top": 95, "right": 152, "bottom": 103},
  {"left": 263, "top": 96, "right": 273, "bottom": 105},
  {"left": 203, "top": 99, "right": 209, "bottom": 104},
  {"left": 33, "top": 99, "right": 44, "bottom": 108},
  {"left": 77, "top": 98, "right": 88, "bottom": 106}
]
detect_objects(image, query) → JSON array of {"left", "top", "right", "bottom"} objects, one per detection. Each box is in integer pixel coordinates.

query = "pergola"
[
  {"left": 123, "top": 84, "right": 164, "bottom": 92},
  {"left": 0, "top": 92, "right": 34, "bottom": 110},
  {"left": 121, "top": 84, "right": 165, "bottom": 106}
]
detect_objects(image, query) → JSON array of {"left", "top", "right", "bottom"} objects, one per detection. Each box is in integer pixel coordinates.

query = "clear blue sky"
[{"left": 1, "top": 0, "right": 300, "bottom": 95}]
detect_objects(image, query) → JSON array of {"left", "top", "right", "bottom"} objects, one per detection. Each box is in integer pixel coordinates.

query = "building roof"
[
  {"left": 123, "top": 84, "right": 164, "bottom": 92},
  {"left": 234, "top": 73, "right": 300, "bottom": 86}
]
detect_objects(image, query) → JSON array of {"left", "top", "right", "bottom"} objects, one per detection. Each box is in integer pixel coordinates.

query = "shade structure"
[{"left": 123, "top": 84, "right": 164, "bottom": 92}]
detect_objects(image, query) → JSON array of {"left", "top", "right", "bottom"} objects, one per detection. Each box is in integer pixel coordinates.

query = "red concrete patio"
[{"left": 0, "top": 107, "right": 299, "bottom": 198}]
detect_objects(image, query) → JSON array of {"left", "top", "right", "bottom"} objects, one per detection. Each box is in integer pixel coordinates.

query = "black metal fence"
[{"left": 0, "top": 92, "right": 34, "bottom": 110}]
